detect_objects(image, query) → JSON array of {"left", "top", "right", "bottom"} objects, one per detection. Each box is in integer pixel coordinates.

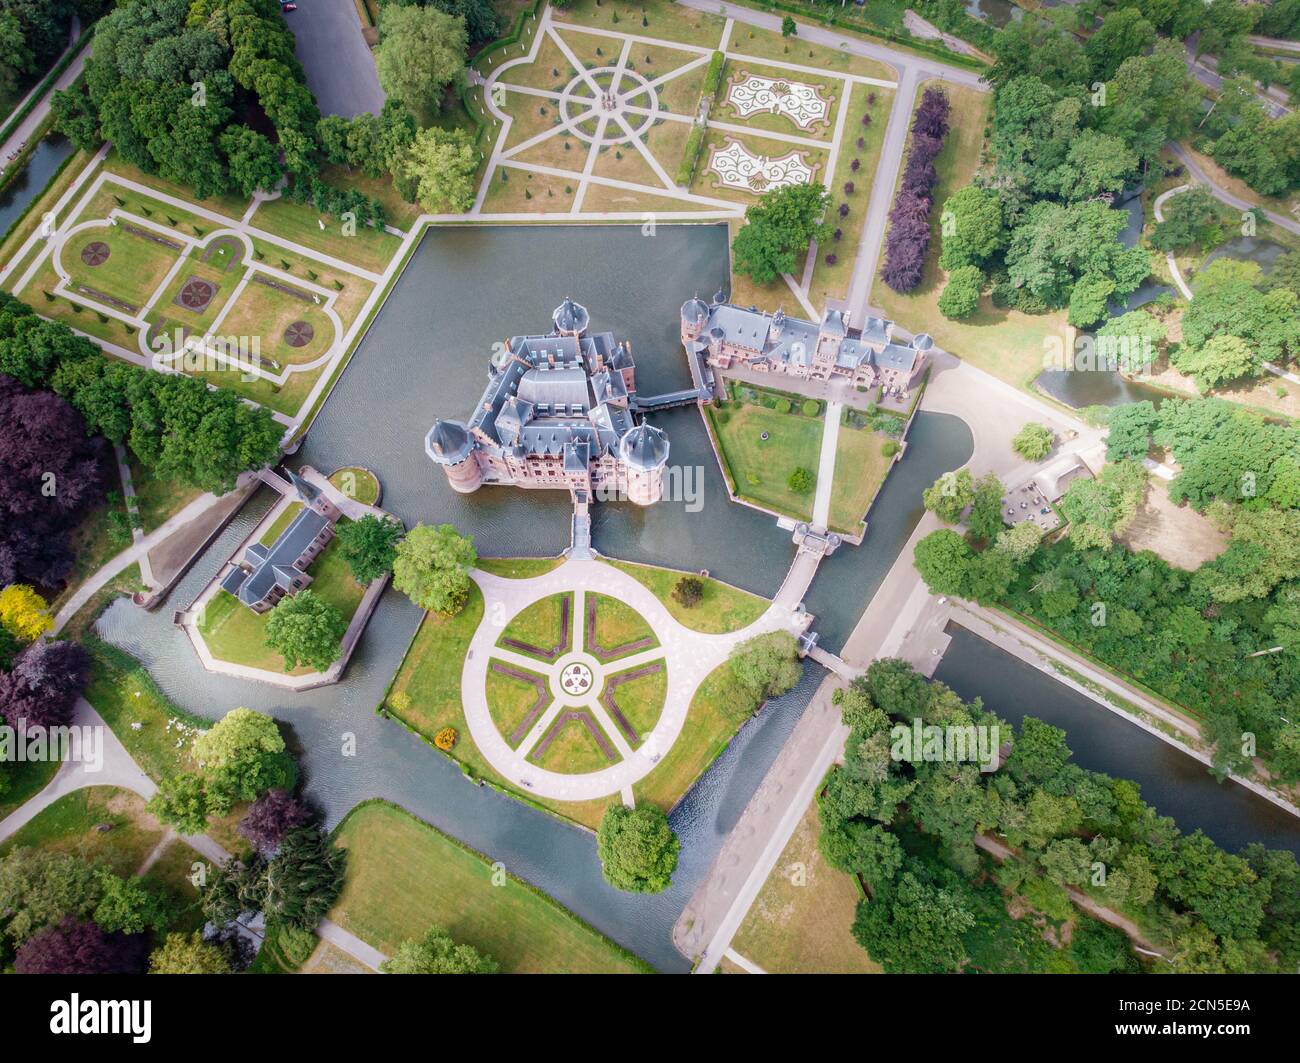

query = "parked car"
[{"left": 281, "top": 1, "right": 297, "bottom": 10}]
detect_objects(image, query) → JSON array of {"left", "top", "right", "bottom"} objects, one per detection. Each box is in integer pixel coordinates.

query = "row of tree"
[
  {"left": 881, "top": 86, "right": 950, "bottom": 294},
  {"left": 821, "top": 659, "right": 1299, "bottom": 973}
]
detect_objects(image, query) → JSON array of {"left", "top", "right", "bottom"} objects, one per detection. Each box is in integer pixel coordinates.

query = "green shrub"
[
  {"left": 675, "top": 122, "right": 706, "bottom": 185},
  {"left": 702, "top": 51, "right": 726, "bottom": 97},
  {"left": 773, "top": 397, "right": 792, "bottom": 414},
  {"left": 882, "top": 440, "right": 899, "bottom": 457},
  {"left": 801, "top": 399, "right": 820, "bottom": 417}
]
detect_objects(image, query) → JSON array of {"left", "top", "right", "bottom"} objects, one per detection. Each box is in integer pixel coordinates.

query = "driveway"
[{"left": 285, "top": 0, "right": 385, "bottom": 118}]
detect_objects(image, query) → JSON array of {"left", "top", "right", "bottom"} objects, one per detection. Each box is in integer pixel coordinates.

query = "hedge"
[{"left": 676, "top": 122, "right": 706, "bottom": 186}]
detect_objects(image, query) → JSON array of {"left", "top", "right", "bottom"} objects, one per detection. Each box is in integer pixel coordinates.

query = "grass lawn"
[
  {"left": 82, "top": 636, "right": 205, "bottom": 784},
  {"left": 217, "top": 277, "right": 335, "bottom": 366},
  {"left": 590, "top": 593, "right": 657, "bottom": 658},
  {"left": 486, "top": 662, "right": 547, "bottom": 747},
  {"left": 530, "top": 708, "right": 619, "bottom": 773},
  {"left": 728, "top": 22, "right": 897, "bottom": 82},
  {"left": 868, "top": 81, "right": 1064, "bottom": 392},
  {"left": 62, "top": 225, "right": 180, "bottom": 310},
  {"left": 196, "top": 532, "right": 365, "bottom": 674},
  {"left": 0, "top": 759, "right": 59, "bottom": 823},
  {"left": 692, "top": 129, "right": 829, "bottom": 206},
  {"left": 328, "top": 466, "right": 380, "bottom": 505},
  {"left": 483, "top": 163, "right": 579, "bottom": 212},
  {"left": 498, "top": 592, "right": 572, "bottom": 659},
  {"left": 476, "top": 556, "right": 563, "bottom": 578},
  {"left": 827, "top": 422, "right": 895, "bottom": 534},
  {"left": 258, "top": 502, "right": 304, "bottom": 547},
  {"left": 317, "top": 162, "right": 422, "bottom": 230},
  {"left": 715, "top": 60, "right": 842, "bottom": 141},
  {"left": 499, "top": 30, "right": 580, "bottom": 92},
  {"left": 707, "top": 398, "right": 823, "bottom": 520},
  {"left": 103, "top": 154, "right": 249, "bottom": 220},
  {"left": 632, "top": 658, "right": 748, "bottom": 812},
  {"left": 608, "top": 664, "right": 667, "bottom": 745},
  {"left": 147, "top": 255, "right": 241, "bottom": 336},
  {"left": 809, "top": 82, "right": 894, "bottom": 307},
  {"left": 730, "top": 795, "right": 880, "bottom": 973},
  {"left": 248, "top": 195, "right": 401, "bottom": 275},
  {"left": 606, "top": 558, "right": 767, "bottom": 633},
  {"left": 552, "top": 0, "right": 726, "bottom": 49},
  {"left": 127, "top": 458, "right": 203, "bottom": 534},
  {"left": 632, "top": 45, "right": 708, "bottom": 115},
  {"left": 330, "top": 800, "right": 650, "bottom": 971},
  {"left": 246, "top": 235, "right": 375, "bottom": 331}
]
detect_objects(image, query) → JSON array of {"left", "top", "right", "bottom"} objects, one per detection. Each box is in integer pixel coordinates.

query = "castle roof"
[{"left": 619, "top": 423, "right": 669, "bottom": 471}]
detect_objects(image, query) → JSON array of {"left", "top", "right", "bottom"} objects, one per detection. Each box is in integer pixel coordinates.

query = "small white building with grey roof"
[
  {"left": 426, "top": 298, "right": 670, "bottom": 506},
  {"left": 681, "top": 293, "right": 930, "bottom": 394}
]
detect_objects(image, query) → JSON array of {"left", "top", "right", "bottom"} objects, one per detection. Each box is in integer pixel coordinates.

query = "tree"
[
  {"left": 1105, "top": 400, "right": 1157, "bottom": 461},
  {"left": 995, "top": 521, "right": 1042, "bottom": 565},
  {"left": 403, "top": 126, "right": 480, "bottom": 214},
  {"left": 1011, "top": 422, "right": 1053, "bottom": 461},
  {"left": 922, "top": 468, "right": 974, "bottom": 523},
  {"left": 149, "top": 931, "right": 232, "bottom": 974},
  {"left": 1007, "top": 717, "right": 1072, "bottom": 786},
  {"left": 265, "top": 590, "right": 347, "bottom": 673},
  {"left": 732, "top": 183, "right": 832, "bottom": 284},
  {"left": 939, "top": 185, "right": 1003, "bottom": 271},
  {"left": 219, "top": 125, "right": 282, "bottom": 198},
  {"left": 0, "top": 848, "right": 100, "bottom": 945},
  {"left": 729, "top": 630, "right": 802, "bottom": 700},
  {"left": 261, "top": 827, "right": 346, "bottom": 930},
  {"left": 966, "top": 473, "right": 1006, "bottom": 546},
  {"left": 851, "top": 872, "right": 974, "bottom": 973},
  {"left": 1085, "top": 7, "right": 1156, "bottom": 82},
  {"left": 1068, "top": 272, "right": 1117, "bottom": 329},
  {"left": 1175, "top": 334, "right": 1259, "bottom": 392},
  {"left": 596, "top": 805, "right": 680, "bottom": 893},
  {"left": 819, "top": 820, "right": 903, "bottom": 892},
  {"left": 238, "top": 789, "right": 313, "bottom": 855},
  {"left": 938, "top": 266, "right": 982, "bottom": 319},
  {"left": 0, "top": 584, "right": 51, "bottom": 642},
  {"left": 671, "top": 575, "right": 704, "bottom": 609},
  {"left": 782, "top": 14, "right": 797, "bottom": 36},
  {"left": 1151, "top": 188, "right": 1229, "bottom": 252},
  {"left": 93, "top": 871, "right": 172, "bottom": 936},
  {"left": 392, "top": 523, "right": 477, "bottom": 614},
  {"left": 335, "top": 515, "right": 403, "bottom": 584},
  {"left": 145, "top": 772, "right": 210, "bottom": 835},
  {"left": 787, "top": 466, "right": 814, "bottom": 493},
  {"left": 0, "top": 640, "right": 91, "bottom": 730},
  {"left": 382, "top": 925, "right": 499, "bottom": 973},
  {"left": 1059, "top": 460, "right": 1146, "bottom": 549},
  {"left": 375, "top": 5, "right": 468, "bottom": 124},
  {"left": 14, "top": 917, "right": 148, "bottom": 974},
  {"left": 913, "top": 529, "right": 974, "bottom": 597},
  {"left": 194, "top": 707, "right": 297, "bottom": 810}
]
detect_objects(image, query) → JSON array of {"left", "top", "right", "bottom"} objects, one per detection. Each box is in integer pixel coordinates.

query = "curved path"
[
  {"left": 463, "top": 558, "right": 807, "bottom": 801},
  {"left": 1152, "top": 183, "right": 1195, "bottom": 300},
  {"left": 1169, "top": 142, "right": 1300, "bottom": 238}
]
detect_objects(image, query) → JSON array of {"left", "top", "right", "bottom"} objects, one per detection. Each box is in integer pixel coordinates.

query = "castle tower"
[
  {"left": 286, "top": 468, "right": 339, "bottom": 519},
  {"left": 815, "top": 309, "right": 849, "bottom": 374},
  {"left": 552, "top": 296, "right": 590, "bottom": 338},
  {"left": 680, "top": 295, "right": 710, "bottom": 345},
  {"left": 619, "top": 423, "right": 669, "bottom": 506},
  {"left": 425, "top": 420, "right": 482, "bottom": 494}
]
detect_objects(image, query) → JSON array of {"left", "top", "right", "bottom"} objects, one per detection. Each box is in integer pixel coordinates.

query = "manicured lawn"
[
  {"left": 867, "top": 81, "right": 1064, "bottom": 393},
  {"left": 82, "top": 636, "right": 205, "bottom": 784},
  {"left": 62, "top": 225, "right": 179, "bottom": 310},
  {"left": 691, "top": 128, "right": 829, "bottom": 206},
  {"left": 147, "top": 255, "right": 241, "bottom": 335},
  {"left": 606, "top": 558, "right": 767, "bottom": 633},
  {"left": 632, "top": 45, "right": 707, "bottom": 115},
  {"left": 551, "top": 0, "right": 726, "bottom": 49},
  {"left": 330, "top": 801, "right": 650, "bottom": 972},
  {"left": 530, "top": 708, "right": 619, "bottom": 774},
  {"left": 217, "top": 277, "right": 334, "bottom": 366},
  {"left": 328, "top": 466, "right": 380, "bottom": 505},
  {"left": 809, "top": 82, "right": 894, "bottom": 306},
  {"left": 608, "top": 664, "right": 667, "bottom": 745},
  {"left": 477, "top": 556, "right": 563, "bottom": 578},
  {"left": 730, "top": 795, "right": 880, "bottom": 973},
  {"left": 707, "top": 398, "right": 823, "bottom": 520},
  {"left": 590, "top": 593, "right": 657, "bottom": 658},
  {"left": 715, "top": 60, "right": 843, "bottom": 141},
  {"left": 828, "top": 423, "right": 895, "bottom": 534},
  {"left": 498, "top": 592, "right": 572, "bottom": 659},
  {"left": 103, "top": 154, "right": 249, "bottom": 220},
  {"left": 0, "top": 759, "right": 59, "bottom": 823},
  {"left": 729, "top": 21, "right": 896, "bottom": 82},
  {"left": 248, "top": 195, "right": 402, "bottom": 275},
  {"left": 498, "top": 30, "right": 579, "bottom": 91},
  {"left": 196, "top": 531, "right": 365, "bottom": 674},
  {"left": 632, "top": 658, "right": 747, "bottom": 812},
  {"left": 486, "top": 663, "right": 547, "bottom": 747},
  {"left": 127, "top": 457, "right": 203, "bottom": 533}
]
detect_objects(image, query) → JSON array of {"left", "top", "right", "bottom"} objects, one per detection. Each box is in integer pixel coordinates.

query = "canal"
[
  {"left": 96, "top": 222, "right": 975, "bottom": 971},
  {"left": 0, "top": 135, "right": 74, "bottom": 241},
  {"left": 934, "top": 624, "right": 1300, "bottom": 859}
]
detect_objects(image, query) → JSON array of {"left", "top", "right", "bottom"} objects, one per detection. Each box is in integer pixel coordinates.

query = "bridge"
[{"left": 634, "top": 386, "right": 710, "bottom": 412}]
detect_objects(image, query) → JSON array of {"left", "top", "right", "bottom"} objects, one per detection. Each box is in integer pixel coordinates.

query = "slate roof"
[{"left": 228, "top": 503, "right": 331, "bottom": 606}]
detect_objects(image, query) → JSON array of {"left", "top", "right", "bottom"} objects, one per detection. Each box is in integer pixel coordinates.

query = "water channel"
[
  {"left": 0, "top": 134, "right": 74, "bottom": 241},
  {"left": 95, "top": 223, "right": 973, "bottom": 972}
]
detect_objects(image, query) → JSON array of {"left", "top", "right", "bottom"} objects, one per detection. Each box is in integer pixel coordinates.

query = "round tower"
[
  {"left": 425, "top": 420, "right": 481, "bottom": 494},
  {"left": 680, "top": 295, "right": 710, "bottom": 345},
  {"left": 618, "top": 423, "right": 669, "bottom": 506},
  {"left": 552, "top": 296, "right": 590, "bottom": 338}
]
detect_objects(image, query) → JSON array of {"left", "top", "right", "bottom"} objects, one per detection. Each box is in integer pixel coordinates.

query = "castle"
[
  {"left": 426, "top": 298, "right": 670, "bottom": 506},
  {"left": 680, "top": 293, "right": 930, "bottom": 393},
  {"left": 220, "top": 471, "right": 340, "bottom": 614}
]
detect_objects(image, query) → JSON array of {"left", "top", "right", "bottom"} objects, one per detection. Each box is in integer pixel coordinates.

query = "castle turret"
[
  {"left": 552, "top": 296, "right": 590, "bottom": 338},
  {"left": 619, "top": 423, "right": 669, "bottom": 506},
  {"left": 680, "top": 295, "right": 710, "bottom": 344},
  {"left": 425, "top": 419, "right": 481, "bottom": 493}
]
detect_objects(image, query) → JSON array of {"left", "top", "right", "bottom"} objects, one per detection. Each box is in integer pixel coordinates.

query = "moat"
[{"left": 92, "top": 223, "right": 1295, "bottom": 969}]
